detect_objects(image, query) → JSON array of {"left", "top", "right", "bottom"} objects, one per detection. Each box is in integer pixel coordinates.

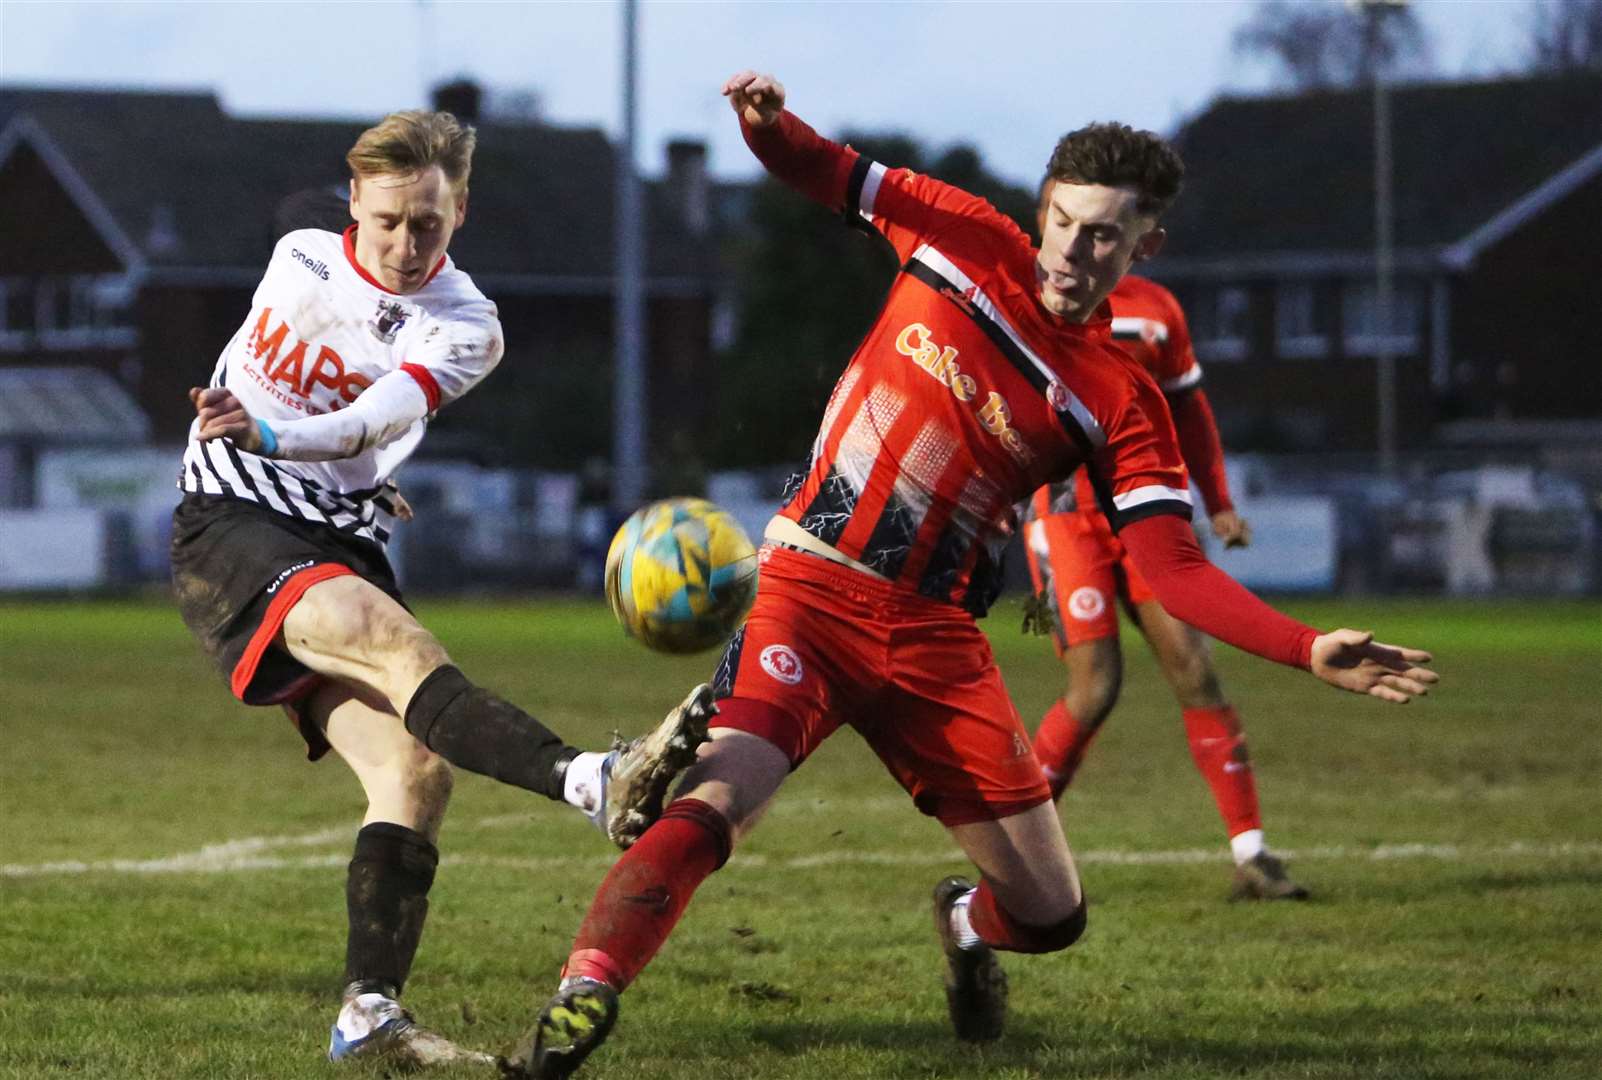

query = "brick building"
[{"left": 1152, "top": 72, "right": 1602, "bottom": 452}]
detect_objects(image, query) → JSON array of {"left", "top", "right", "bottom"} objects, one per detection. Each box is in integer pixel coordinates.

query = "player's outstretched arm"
[
  {"left": 722, "top": 67, "right": 989, "bottom": 255},
  {"left": 721, "top": 69, "right": 861, "bottom": 211},
  {"left": 1308, "top": 628, "right": 1437, "bottom": 703},
  {"left": 1120, "top": 513, "right": 1438, "bottom": 703}
]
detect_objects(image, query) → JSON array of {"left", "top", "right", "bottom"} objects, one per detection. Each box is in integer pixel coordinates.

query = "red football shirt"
[{"left": 746, "top": 111, "right": 1193, "bottom": 614}]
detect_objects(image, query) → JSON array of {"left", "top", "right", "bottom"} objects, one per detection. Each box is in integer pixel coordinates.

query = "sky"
[{"left": 1, "top": 0, "right": 1534, "bottom": 185}]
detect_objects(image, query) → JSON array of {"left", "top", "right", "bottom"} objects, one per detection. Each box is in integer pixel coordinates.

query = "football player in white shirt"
[{"left": 171, "top": 109, "right": 714, "bottom": 1068}]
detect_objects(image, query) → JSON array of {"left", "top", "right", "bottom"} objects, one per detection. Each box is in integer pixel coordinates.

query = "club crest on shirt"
[
  {"left": 370, "top": 300, "right": 410, "bottom": 344},
  {"left": 939, "top": 284, "right": 978, "bottom": 316},
  {"left": 1046, "top": 380, "right": 1072, "bottom": 412}
]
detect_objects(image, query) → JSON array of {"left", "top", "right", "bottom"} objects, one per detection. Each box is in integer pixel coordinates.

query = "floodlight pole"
[
  {"left": 612, "top": 0, "right": 647, "bottom": 511},
  {"left": 1374, "top": 56, "right": 1398, "bottom": 475},
  {"left": 1359, "top": 0, "right": 1402, "bottom": 476}
]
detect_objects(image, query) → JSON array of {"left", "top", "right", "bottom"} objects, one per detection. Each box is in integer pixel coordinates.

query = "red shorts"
[
  {"left": 708, "top": 545, "right": 1051, "bottom": 827},
  {"left": 1023, "top": 509, "right": 1154, "bottom": 653}
]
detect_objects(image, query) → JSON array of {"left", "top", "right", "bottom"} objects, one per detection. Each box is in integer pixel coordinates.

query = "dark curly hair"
[{"left": 1045, "top": 123, "right": 1185, "bottom": 218}]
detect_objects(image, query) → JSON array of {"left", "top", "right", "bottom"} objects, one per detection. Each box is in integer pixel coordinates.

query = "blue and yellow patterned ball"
[{"left": 605, "top": 497, "right": 760, "bottom": 654}]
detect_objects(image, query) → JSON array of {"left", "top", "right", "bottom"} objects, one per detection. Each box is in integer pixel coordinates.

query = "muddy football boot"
[
  {"left": 329, "top": 986, "right": 495, "bottom": 1067},
  {"left": 502, "top": 978, "right": 619, "bottom": 1080},
  {"left": 1230, "top": 852, "right": 1310, "bottom": 901},
  {"left": 601, "top": 683, "right": 716, "bottom": 848},
  {"left": 932, "top": 876, "right": 1008, "bottom": 1042}
]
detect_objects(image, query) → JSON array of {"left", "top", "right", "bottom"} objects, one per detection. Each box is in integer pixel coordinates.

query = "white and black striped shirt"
[
  {"left": 180, "top": 438, "right": 401, "bottom": 545},
  {"left": 179, "top": 227, "right": 504, "bottom": 546}
]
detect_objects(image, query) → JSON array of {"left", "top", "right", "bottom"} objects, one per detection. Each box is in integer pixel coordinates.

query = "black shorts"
[{"left": 170, "top": 492, "right": 405, "bottom": 757}]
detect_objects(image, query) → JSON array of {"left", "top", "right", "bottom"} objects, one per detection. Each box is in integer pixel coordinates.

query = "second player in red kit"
[{"left": 1024, "top": 266, "right": 1307, "bottom": 899}]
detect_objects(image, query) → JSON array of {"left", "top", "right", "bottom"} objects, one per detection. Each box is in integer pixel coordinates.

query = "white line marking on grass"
[
  {"left": 0, "top": 827, "right": 352, "bottom": 877},
  {"left": 0, "top": 852, "right": 350, "bottom": 876},
  {"left": 5, "top": 838, "right": 1600, "bottom": 879},
  {"left": 755, "top": 841, "right": 1602, "bottom": 870},
  {"left": 471, "top": 813, "right": 540, "bottom": 830}
]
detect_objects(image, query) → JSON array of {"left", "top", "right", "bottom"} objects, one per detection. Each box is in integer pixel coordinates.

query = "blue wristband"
[{"left": 255, "top": 419, "right": 279, "bottom": 457}]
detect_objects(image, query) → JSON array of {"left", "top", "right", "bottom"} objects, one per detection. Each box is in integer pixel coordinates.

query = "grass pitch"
[{"left": 1, "top": 595, "right": 1598, "bottom": 1079}]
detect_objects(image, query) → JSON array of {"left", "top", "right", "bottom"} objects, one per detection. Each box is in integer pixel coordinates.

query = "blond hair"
[{"left": 346, "top": 110, "right": 476, "bottom": 194}]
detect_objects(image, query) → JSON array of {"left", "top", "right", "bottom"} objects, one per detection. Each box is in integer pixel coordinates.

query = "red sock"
[
  {"left": 967, "top": 879, "right": 1086, "bottom": 954},
  {"left": 1182, "top": 705, "right": 1261, "bottom": 839},
  {"left": 561, "top": 798, "right": 732, "bottom": 991},
  {"left": 1033, "top": 701, "right": 1099, "bottom": 799}
]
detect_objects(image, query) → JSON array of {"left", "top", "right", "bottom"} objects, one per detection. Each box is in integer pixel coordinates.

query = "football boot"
[
  {"left": 600, "top": 683, "right": 716, "bottom": 848},
  {"left": 1230, "top": 851, "right": 1310, "bottom": 901},
  {"left": 932, "top": 876, "right": 1008, "bottom": 1042},
  {"left": 501, "top": 978, "right": 619, "bottom": 1080},
  {"left": 329, "top": 985, "right": 494, "bottom": 1067}
]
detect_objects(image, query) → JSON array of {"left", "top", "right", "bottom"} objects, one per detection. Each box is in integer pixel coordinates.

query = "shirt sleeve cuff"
[{"left": 400, "top": 363, "right": 442, "bottom": 413}]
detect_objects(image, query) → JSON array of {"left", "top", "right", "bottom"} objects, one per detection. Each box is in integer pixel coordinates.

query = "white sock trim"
[
  {"left": 1230, "top": 828, "right": 1266, "bottom": 865},
  {"left": 563, "top": 751, "right": 611, "bottom": 819},
  {"left": 950, "top": 888, "right": 983, "bottom": 950}
]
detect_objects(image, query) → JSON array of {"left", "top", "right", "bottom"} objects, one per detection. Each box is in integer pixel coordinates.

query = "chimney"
[
  {"left": 431, "top": 79, "right": 483, "bottom": 123},
  {"left": 665, "top": 139, "right": 709, "bottom": 237}
]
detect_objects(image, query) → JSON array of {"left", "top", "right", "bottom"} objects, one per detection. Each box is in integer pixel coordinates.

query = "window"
[
  {"left": 89, "top": 277, "right": 136, "bottom": 334},
  {"left": 1275, "top": 282, "right": 1331, "bottom": 359},
  {"left": 710, "top": 292, "right": 738, "bottom": 354},
  {"left": 0, "top": 278, "right": 31, "bottom": 349},
  {"left": 3, "top": 274, "right": 139, "bottom": 351},
  {"left": 1342, "top": 279, "right": 1420, "bottom": 355},
  {"left": 1191, "top": 285, "right": 1251, "bottom": 361}
]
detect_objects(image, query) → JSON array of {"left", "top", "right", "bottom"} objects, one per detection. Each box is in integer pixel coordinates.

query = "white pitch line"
[
  {"left": 4, "top": 836, "right": 1600, "bottom": 880},
  {"left": 0, "top": 827, "right": 352, "bottom": 878}
]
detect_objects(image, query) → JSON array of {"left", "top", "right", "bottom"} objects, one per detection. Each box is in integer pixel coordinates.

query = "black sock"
[
  {"left": 343, "top": 822, "right": 439, "bottom": 996},
  {"left": 404, "top": 665, "right": 576, "bottom": 801}
]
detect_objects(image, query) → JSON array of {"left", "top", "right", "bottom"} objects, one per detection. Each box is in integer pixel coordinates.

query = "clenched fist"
[
  {"left": 189, "top": 386, "right": 262, "bottom": 453},
  {"left": 722, "top": 70, "right": 786, "bottom": 128}
]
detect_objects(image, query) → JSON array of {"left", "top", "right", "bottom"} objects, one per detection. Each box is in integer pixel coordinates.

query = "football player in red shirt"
[
  {"left": 500, "top": 72, "right": 1438, "bottom": 1078},
  {"left": 1023, "top": 245, "right": 1306, "bottom": 899}
]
